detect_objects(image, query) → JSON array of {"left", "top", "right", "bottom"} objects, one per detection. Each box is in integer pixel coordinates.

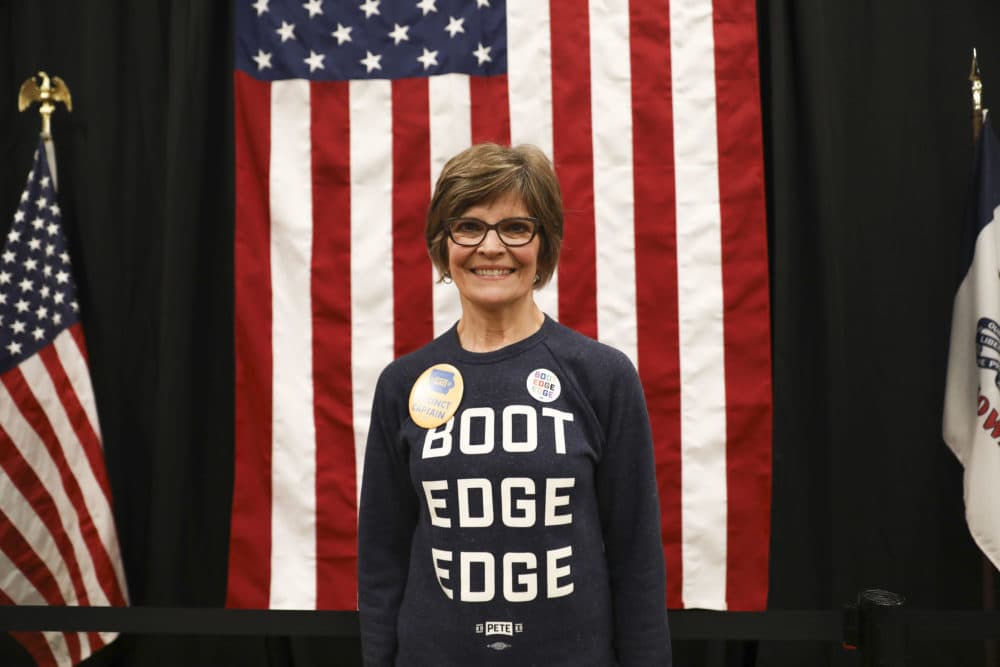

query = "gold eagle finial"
[{"left": 18, "top": 71, "right": 72, "bottom": 137}]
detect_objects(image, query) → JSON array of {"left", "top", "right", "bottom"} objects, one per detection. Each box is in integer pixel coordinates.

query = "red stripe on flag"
[
  {"left": 228, "top": 69, "right": 274, "bottom": 608},
  {"left": 392, "top": 78, "right": 435, "bottom": 357},
  {"left": 0, "top": 425, "right": 93, "bottom": 607},
  {"left": 0, "top": 588, "right": 60, "bottom": 667},
  {"left": 629, "top": 0, "right": 683, "bottom": 608},
  {"left": 0, "top": 519, "right": 70, "bottom": 608},
  {"left": 38, "top": 341, "right": 112, "bottom": 505},
  {"left": 67, "top": 325, "right": 90, "bottom": 366},
  {"left": 550, "top": 0, "right": 597, "bottom": 339},
  {"left": 469, "top": 74, "right": 510, "bottom": 146},
  {"left": 311, "top": 80, "right": 359, "bottom": 610},
  {"left": 1, "top": 368, "right": 126, "bottom": 607},
  {"left": 0, "top": 520, "right": 83, "bottom": 664},
  {"left": 713, "top": 0, "right": 773, "bottom": 611}
]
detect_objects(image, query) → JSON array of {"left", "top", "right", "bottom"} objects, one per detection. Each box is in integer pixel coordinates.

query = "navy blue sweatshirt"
[{"left": 358, "top": 316, "right": 671, "bottom": 666}]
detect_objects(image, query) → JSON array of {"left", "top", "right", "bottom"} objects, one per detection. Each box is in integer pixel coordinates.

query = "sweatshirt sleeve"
[
  {"left": 594, "top": 353, "right": 672, "bottom": 666},
  {"left": 357, "top": 371, "right": 419, "bottom": 666}
]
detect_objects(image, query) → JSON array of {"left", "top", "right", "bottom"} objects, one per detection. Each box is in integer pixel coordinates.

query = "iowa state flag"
[
  {"left": 944, "top": 113, "right": 1000, "bottom": 571},
  {"left": 227, "top": 0, "right": 772, "bottom": 611}
]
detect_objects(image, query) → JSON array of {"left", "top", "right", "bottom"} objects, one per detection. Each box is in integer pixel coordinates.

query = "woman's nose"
[{"left": 476, "top": 228, "right": 506, "bottom": 253}]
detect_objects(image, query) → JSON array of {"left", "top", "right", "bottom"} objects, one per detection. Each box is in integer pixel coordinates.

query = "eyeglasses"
[{"left": 443, "top": 217, "right": 539, "bottom": 247}]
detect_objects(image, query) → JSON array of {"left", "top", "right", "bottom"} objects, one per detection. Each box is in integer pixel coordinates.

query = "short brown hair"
[{"left": 425, "top": 143, "right": 563, "bottom": 287}]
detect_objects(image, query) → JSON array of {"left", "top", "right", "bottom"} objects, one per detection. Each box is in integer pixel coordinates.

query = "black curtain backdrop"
[{"left": 3, "top": 1, "right": 1000, "bottom": 665}]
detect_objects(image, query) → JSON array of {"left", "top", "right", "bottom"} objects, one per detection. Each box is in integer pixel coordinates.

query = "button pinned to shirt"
[
  {"left": 409, "top": 363, "right": 464, "bottom": 428},
  {"left": 526, "top": 368, "right": 561, "bottom": 403}
]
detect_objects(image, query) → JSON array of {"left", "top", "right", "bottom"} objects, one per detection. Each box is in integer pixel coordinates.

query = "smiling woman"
[
  {"left": 424, "top": 144, "right": 562, "bottom": 352},
  {"left": 446, "top": 193, "right": 541, "bottom": 342},
  {"left": 357, "top": 143, "right": 673, "bottom": 666}
]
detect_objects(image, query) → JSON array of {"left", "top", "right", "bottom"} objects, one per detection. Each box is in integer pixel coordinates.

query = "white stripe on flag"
[
  {"left": 590, "top": 0, "right": 638, "bottom": 365},
  {"left": 430, "top": 73, "right": 471, "bottom": 337},
  {"left": 269, "top": 79, "right": 317, "bottom": 609},
  {"left": 53, "top": 330, "right": 102, "bottom": 441},
  {"left": 0, "top": 381, "right": 108, "bottom": 607},
  {"left": 508, "top": 0, "right": 558, "bottom": 320},
  {"left": 350, "top": 79, "right": 396, "bottom": 508},
  {"left": 0, "top": 547, "right": 74, "bottom": 667},
  {"left": 53, "top": 329, "right": 102, "bottom": 444},
  {"left": 19, "top": 355, "right": 125, "bottom": 597},
  {"left": 671, "top": 0, "right": 728, "bottom": 609},
  {"left": 0, "top": 467, "right": 77, "bottom": 604}
]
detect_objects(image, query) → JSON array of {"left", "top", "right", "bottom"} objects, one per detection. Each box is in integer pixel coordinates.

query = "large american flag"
[
  {"left": 229, "top": 0, "right": 771, "bottom": 611},
  {"left": 0, "top": 139, "right": 128, "bottom": 665}
]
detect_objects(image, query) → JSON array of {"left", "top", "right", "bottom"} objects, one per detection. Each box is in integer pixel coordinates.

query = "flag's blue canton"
[
  {"left": 0, "top": 139, "right": 79, "bottom": 374},
  {"left": 235, "top": 0, "right": 507, "bottom": 81},
  {"left": 961, "top": 115, "right": 1000, "bottom": 275}
]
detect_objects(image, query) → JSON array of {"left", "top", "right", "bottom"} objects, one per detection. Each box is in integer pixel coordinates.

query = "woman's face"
[{"left": 447, "top": 192, "right": 541, "bottom": 316}]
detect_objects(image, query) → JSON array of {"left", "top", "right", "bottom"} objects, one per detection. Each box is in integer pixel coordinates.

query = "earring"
[
  {"left": 442, "top": 273, "right": 453, "bottom": 284},
  {"left": 534, "top": 274, "right": 541, "bottom": 284}
]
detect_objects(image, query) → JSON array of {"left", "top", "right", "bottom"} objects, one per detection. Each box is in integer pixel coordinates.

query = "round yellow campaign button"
[{"left": 408, "top": 363, "right": 464, "bottom": 429}]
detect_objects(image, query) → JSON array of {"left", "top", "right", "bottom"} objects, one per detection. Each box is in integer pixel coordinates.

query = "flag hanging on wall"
[
  {"left": 0, "top": 138, "right": 129, "bottom": 666},
  {"left": 943, "top": 114, "right": 1000, "bottom": 571},
  {"left": 228, "top": 0, "right": 772, "bottom": 611}
]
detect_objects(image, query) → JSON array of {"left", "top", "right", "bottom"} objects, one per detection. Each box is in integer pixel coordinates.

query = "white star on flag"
[
  {"left": 276, "top": 21, "right": 296, "bottom": 42},
  {"left": 303, "top": 0, "right": 323, "bottom": 17},
  {"left": 253, "top": 49, "right": 273, "bottom": 70},
  {"left": 417, "top": 47, "right": 438, "bottom": 70},
  {"left": 444, "top": 16, "right": 464, "bottom": 37},
  {"left": 360, "top": 50, "right": 382, "bottom": 73},
  {"left": 360, "top": 0, "right": 380, "bottom": 19},
  {"left": 253, "top": 0, "right": 269, "bottom": 16},
  {"left": 416, "top": 0, "right": 436, "bottom": 16},
  {"left": 332, "top": 23, "right": 353, "bottom": 44},
  {"left": 473, "top": 42, "right": 492, "bottom": 65},
  {"left": 388, "top": 23, "right": 410, "bottom": 45},
  {"left": 305, "top": 50, "right": 326, "bottom": 72}
]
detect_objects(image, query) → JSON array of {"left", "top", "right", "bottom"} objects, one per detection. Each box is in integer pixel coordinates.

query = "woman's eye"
[{"left": 455, "top": 220, "right": 483, "bottom": 233}]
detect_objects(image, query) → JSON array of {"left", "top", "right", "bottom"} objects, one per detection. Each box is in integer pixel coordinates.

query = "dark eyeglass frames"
[{"left": 443, "top": 217, "right": 539, "bottom": 247}]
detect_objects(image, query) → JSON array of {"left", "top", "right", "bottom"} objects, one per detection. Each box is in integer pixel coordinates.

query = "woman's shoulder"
[{"left": 543, "top": 317, "right": 636, "bottom": 376}]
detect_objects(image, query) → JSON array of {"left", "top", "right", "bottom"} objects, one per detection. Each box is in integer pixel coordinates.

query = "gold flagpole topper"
[
  {"left": 18, "top": 71, "right": 72, "bottom": 138},
  {"left": 970, "top": 48, "right": 985, "bottom": 142}
]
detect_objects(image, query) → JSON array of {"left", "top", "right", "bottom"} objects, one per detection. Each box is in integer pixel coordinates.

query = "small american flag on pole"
[
  {"left": 0, "top": 138, "right": 128, "bottom": 665},
  {"left": 228, "top": 0, "right": 772, "bottom": 611}
]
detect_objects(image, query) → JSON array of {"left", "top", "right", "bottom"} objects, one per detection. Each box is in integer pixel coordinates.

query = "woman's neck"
[{"left": 456, "top": 301, "right": 544, "bottom": 352}]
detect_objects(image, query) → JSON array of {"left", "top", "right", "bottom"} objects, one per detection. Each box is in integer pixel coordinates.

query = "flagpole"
[{"left": 970, "top": 47, "right": 998, "bottom": 667}]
